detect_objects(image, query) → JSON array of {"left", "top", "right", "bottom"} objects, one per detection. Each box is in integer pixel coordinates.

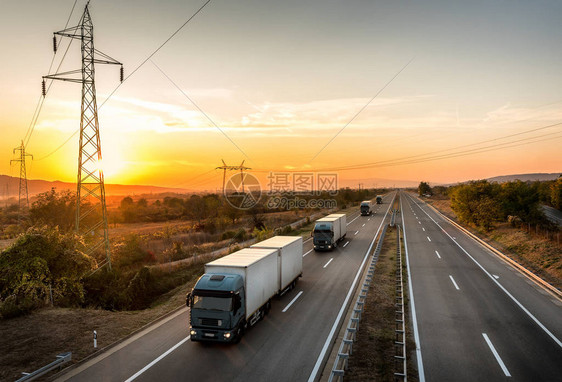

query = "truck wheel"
[
  {"left": 233, "top": 327, "right": 242, "bottom": 344},
  {"left": 265, "top": 300, "right": 271, "bottom": 315}
]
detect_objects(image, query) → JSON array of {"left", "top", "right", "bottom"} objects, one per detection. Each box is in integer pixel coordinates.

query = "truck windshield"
[
  {"left": 193, "top": 295, "right": 232, "bottom": 311},
  {"left": 314, "top": 224, "right": 332, "bottom": 234}
]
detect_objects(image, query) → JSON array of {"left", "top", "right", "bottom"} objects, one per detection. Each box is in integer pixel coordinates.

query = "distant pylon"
[
  {"left": 43, "top": 2, "right": 123, "bottom": 270},
  {"left": 10, "top": 141, "right": 33, "bottom": 209},
  {"left": 216, "top": 160, "right": 251, "bottom": 195}
]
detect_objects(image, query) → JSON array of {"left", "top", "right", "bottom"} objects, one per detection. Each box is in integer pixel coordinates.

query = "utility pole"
[
  {"left": 43, "top": 2, "right": 123, "bottom": 269},
  {"left": 10, "top": 141, "right": 33, "bottom": 209},
  {"left": 216, "top": 160, "right": 251, "bottom": 195}
]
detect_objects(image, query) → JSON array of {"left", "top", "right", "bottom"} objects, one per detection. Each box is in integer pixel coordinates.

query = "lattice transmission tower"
[
  {"left": 10, "top": 141, "right": 33, "bottom": 209},
  {"left": 43, "top": 2, "right": 123, "bottom": 269},
  {"left": 216, "top": 159, "right": 251, "bottom": 195}
]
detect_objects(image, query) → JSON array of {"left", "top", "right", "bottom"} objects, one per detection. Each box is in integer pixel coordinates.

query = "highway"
[
  {"left": 541, "top": 204, "right": 562, "bottom": 227},
  {"left": 401, "top": 191, "right": 562, "bottom": 381},
  {"left": 56, "top": 193, "right": 396, "bottom": 382}
]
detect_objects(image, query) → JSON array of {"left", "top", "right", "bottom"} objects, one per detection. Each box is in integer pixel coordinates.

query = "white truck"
[
  {"left": 312, "top": 213, "right": 347, "bottom": 251},
  {"left": 251, "top": 236, "right": 303, "bottom": 293},
  {"left": 187, "top": 237, "right": 303, "bottom": 343}
]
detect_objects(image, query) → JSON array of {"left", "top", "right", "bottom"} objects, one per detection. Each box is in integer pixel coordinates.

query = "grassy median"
[{"left": 345, "top": 222, "right": 418, "bottom": 381}]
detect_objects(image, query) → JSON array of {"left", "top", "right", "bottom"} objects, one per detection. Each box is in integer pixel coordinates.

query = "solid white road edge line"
[
  {"left": 323, "top": 258, "right": 334, "bottom": 268},
  {"left": 449, "top": 275, "right": 460, "bottom": 290},
  {"left": 401, "top": 193, "right": 426, "bottom": 382},
  {"left": 409, "top": 193, "right": 562, "bottom": 349},
  {"left": 303, "top": 249, "right": 313, "bottom": 257},
  {"left": 124, "top": 336, "right": 190, "bottom": 382},
  {"left": 282, "top": 291, "right": 304, "bottom": 313},
  {"left": 482, "top": 333, "right": 511, "bottom": 377},
  {"left": 307, "top": 192, "right": 395, "bottom": 382},
  {"left": 58, "top": 308, "right": 189, "bottom": 381}
]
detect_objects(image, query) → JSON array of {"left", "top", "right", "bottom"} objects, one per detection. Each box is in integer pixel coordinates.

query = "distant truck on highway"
[
  {"left": 187, "top": 236, "right": 303, "bottom": 343},
  {"left": 312, "top": 213, "right": 347, "bottom": 251},
  {"left": 376, "top": 195, "right": 383, "bottom": 204},
  {"left": 360, "top": 201, "right": 372, "bottom": 216}
]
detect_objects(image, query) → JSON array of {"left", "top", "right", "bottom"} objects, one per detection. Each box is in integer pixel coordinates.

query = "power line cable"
[
  {"left": 22, "top": 0, "right": 79, "bottom": 147},
  {"left": 251, "top": 122, "right": 562, "bottom": 173},
  {"left": 34, "top": 0, "right": 212, "bottom": 160},
  {"left": 151, "top": 59, "right": 252, "bottom": 162},
  {"left": 309, "top": 56, "right": 415, "bottom": 162},
  {"left": 98, "top": 0, "right": 211, "bottom": 110},
  {"left": 321, "top": 121, "right": 562, "bottom": 171}
]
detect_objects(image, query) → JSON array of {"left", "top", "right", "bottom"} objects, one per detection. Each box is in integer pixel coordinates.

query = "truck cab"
[
  {"left": 376, "top": 195, "right": 383, "bottom": 204},
  {"left": 312, "top": 221, "right": 335, "bottom": 250},
  {"left": 187, "top": 273, "right": 246, "bottom": 343},
  {"left": 360, "top": 201, "right": 372, "bottom": 216}
]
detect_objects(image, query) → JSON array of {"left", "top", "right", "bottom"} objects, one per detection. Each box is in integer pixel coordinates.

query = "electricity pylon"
[
  {"left": 10, "top": 141, "right": 33, "bottom": 209},
  {"left": 216, "top": 160, "right": 251, "bottom": 195},
  {"left": 43, "top": 2, "right": 123, "bottom": 269}
]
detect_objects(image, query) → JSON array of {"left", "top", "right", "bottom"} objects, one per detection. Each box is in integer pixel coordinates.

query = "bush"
[
  {"left": 234, "top": 228, "right": 247, "bottom": 242},
  {"left": 82, "top": 267, "right": 128, "bottom": 310},
  {"left": 113, "top": 234, "right": 148, "bottom": 269},
  {"left": 221, "top": 230, "right": 237, "bottom": 240},
  {"left": 0, "top": 227, "right": 92, "bottom": 318},
  {"left": 126, "top": 267, "right": 154, "bottom": 310}
]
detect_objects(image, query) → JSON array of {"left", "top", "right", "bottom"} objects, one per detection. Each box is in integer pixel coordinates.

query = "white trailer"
[
  {"left": 312, "top": 213, "right": 347, "bottom": 250},
  {"left": 204, "top": 248, "right": 278, "bottom": 322},
  {"left": 251, "top": 236, "right": 303, "bottom": 292}
]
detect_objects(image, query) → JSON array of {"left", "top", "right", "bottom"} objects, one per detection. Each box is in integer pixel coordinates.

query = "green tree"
[
  {"left": 551, "top": 178, "right": 562, "bottom": 210},
  {"left": 0, "top": 227, "right": 93, "bottom": 317},
  {"left": 120, "top": 196, "right": 138, "bottom": 223},
  {"left": 29, "top": 188, "right": 76, "bottom": 232},
  {"left": 450, "top": 181, "right": 501, "bottom": 230},
  {"left": 418, "top": 182, "right": 432, "bottom": 196}
]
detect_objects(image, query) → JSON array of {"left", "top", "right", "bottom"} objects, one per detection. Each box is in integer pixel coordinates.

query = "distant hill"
[
  {"left": 0, "top": 175, "right": 194, "bottom": 198},
  {"left": 487, "top": 173, "right": 560, "bottom": 183}
]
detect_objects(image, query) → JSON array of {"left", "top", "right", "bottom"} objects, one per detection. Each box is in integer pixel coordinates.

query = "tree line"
[{"left": 418, "top": 177, "right": 562, "bottom": 231}]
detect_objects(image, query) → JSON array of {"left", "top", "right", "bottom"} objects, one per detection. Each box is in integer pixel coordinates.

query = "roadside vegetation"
[
  {"left": 0, "top": 186, "right": 385, "bottom": 379},
  {"left": 418, "top": 177, "right": 561, "bottom": 286}
]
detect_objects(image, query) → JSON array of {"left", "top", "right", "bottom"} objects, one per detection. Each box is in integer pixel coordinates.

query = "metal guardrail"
[
  {"left": 394, "top": 225, "right": 407, "bottom": 381},
  {"left": 328, "top": 225, "right": 388, "bottom": 382},
  {"left": 16, "top": 352, "right": 71, "bottom": 382},
  {"left": 390, "top": 209, "right": 397, "bottom": 227}
]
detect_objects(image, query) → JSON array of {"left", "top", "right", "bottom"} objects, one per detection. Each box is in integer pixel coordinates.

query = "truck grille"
[{"left": 200, "top": 318, "right": 222, "bottom": 327}]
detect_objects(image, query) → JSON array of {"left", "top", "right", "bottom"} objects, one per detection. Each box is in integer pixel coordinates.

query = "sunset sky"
[{"left": 1, "top": 0, "right": 561, "bottom": 191}]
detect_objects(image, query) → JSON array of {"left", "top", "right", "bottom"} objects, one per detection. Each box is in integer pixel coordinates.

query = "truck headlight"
[
  {"left": 224, "top": 332, "right": 231, "bottom": 339},
  {"left": 190, "top": 329, "right": 197, "bottom": 336}
]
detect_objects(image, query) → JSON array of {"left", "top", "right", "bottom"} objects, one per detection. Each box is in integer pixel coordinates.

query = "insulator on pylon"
[
  {"left": 53, "top": 35, "right": 57, "bottom": 53},
  {"left": 120, "top": 65, "right": 124, "bottom": 82},
  {"left": 41, "top": 79, "right": 46, "bottom": 97}
]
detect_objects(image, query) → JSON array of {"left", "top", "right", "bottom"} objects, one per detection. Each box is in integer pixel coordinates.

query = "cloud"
[{"left": 483, "top": 102, "right": 562, "bottom": 126}]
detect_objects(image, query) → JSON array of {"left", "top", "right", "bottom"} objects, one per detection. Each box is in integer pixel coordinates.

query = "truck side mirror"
[{"left": 186, "top": 292, "right": 191, "bottom": 307}]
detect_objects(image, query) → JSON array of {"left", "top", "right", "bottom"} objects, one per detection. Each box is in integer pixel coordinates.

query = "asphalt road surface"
[
  {"left": 401, "top": 191, "right": 562, "bottom": 382},
  {"left": 56, "top": 193, "right": 396, "bottom": 382}
]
